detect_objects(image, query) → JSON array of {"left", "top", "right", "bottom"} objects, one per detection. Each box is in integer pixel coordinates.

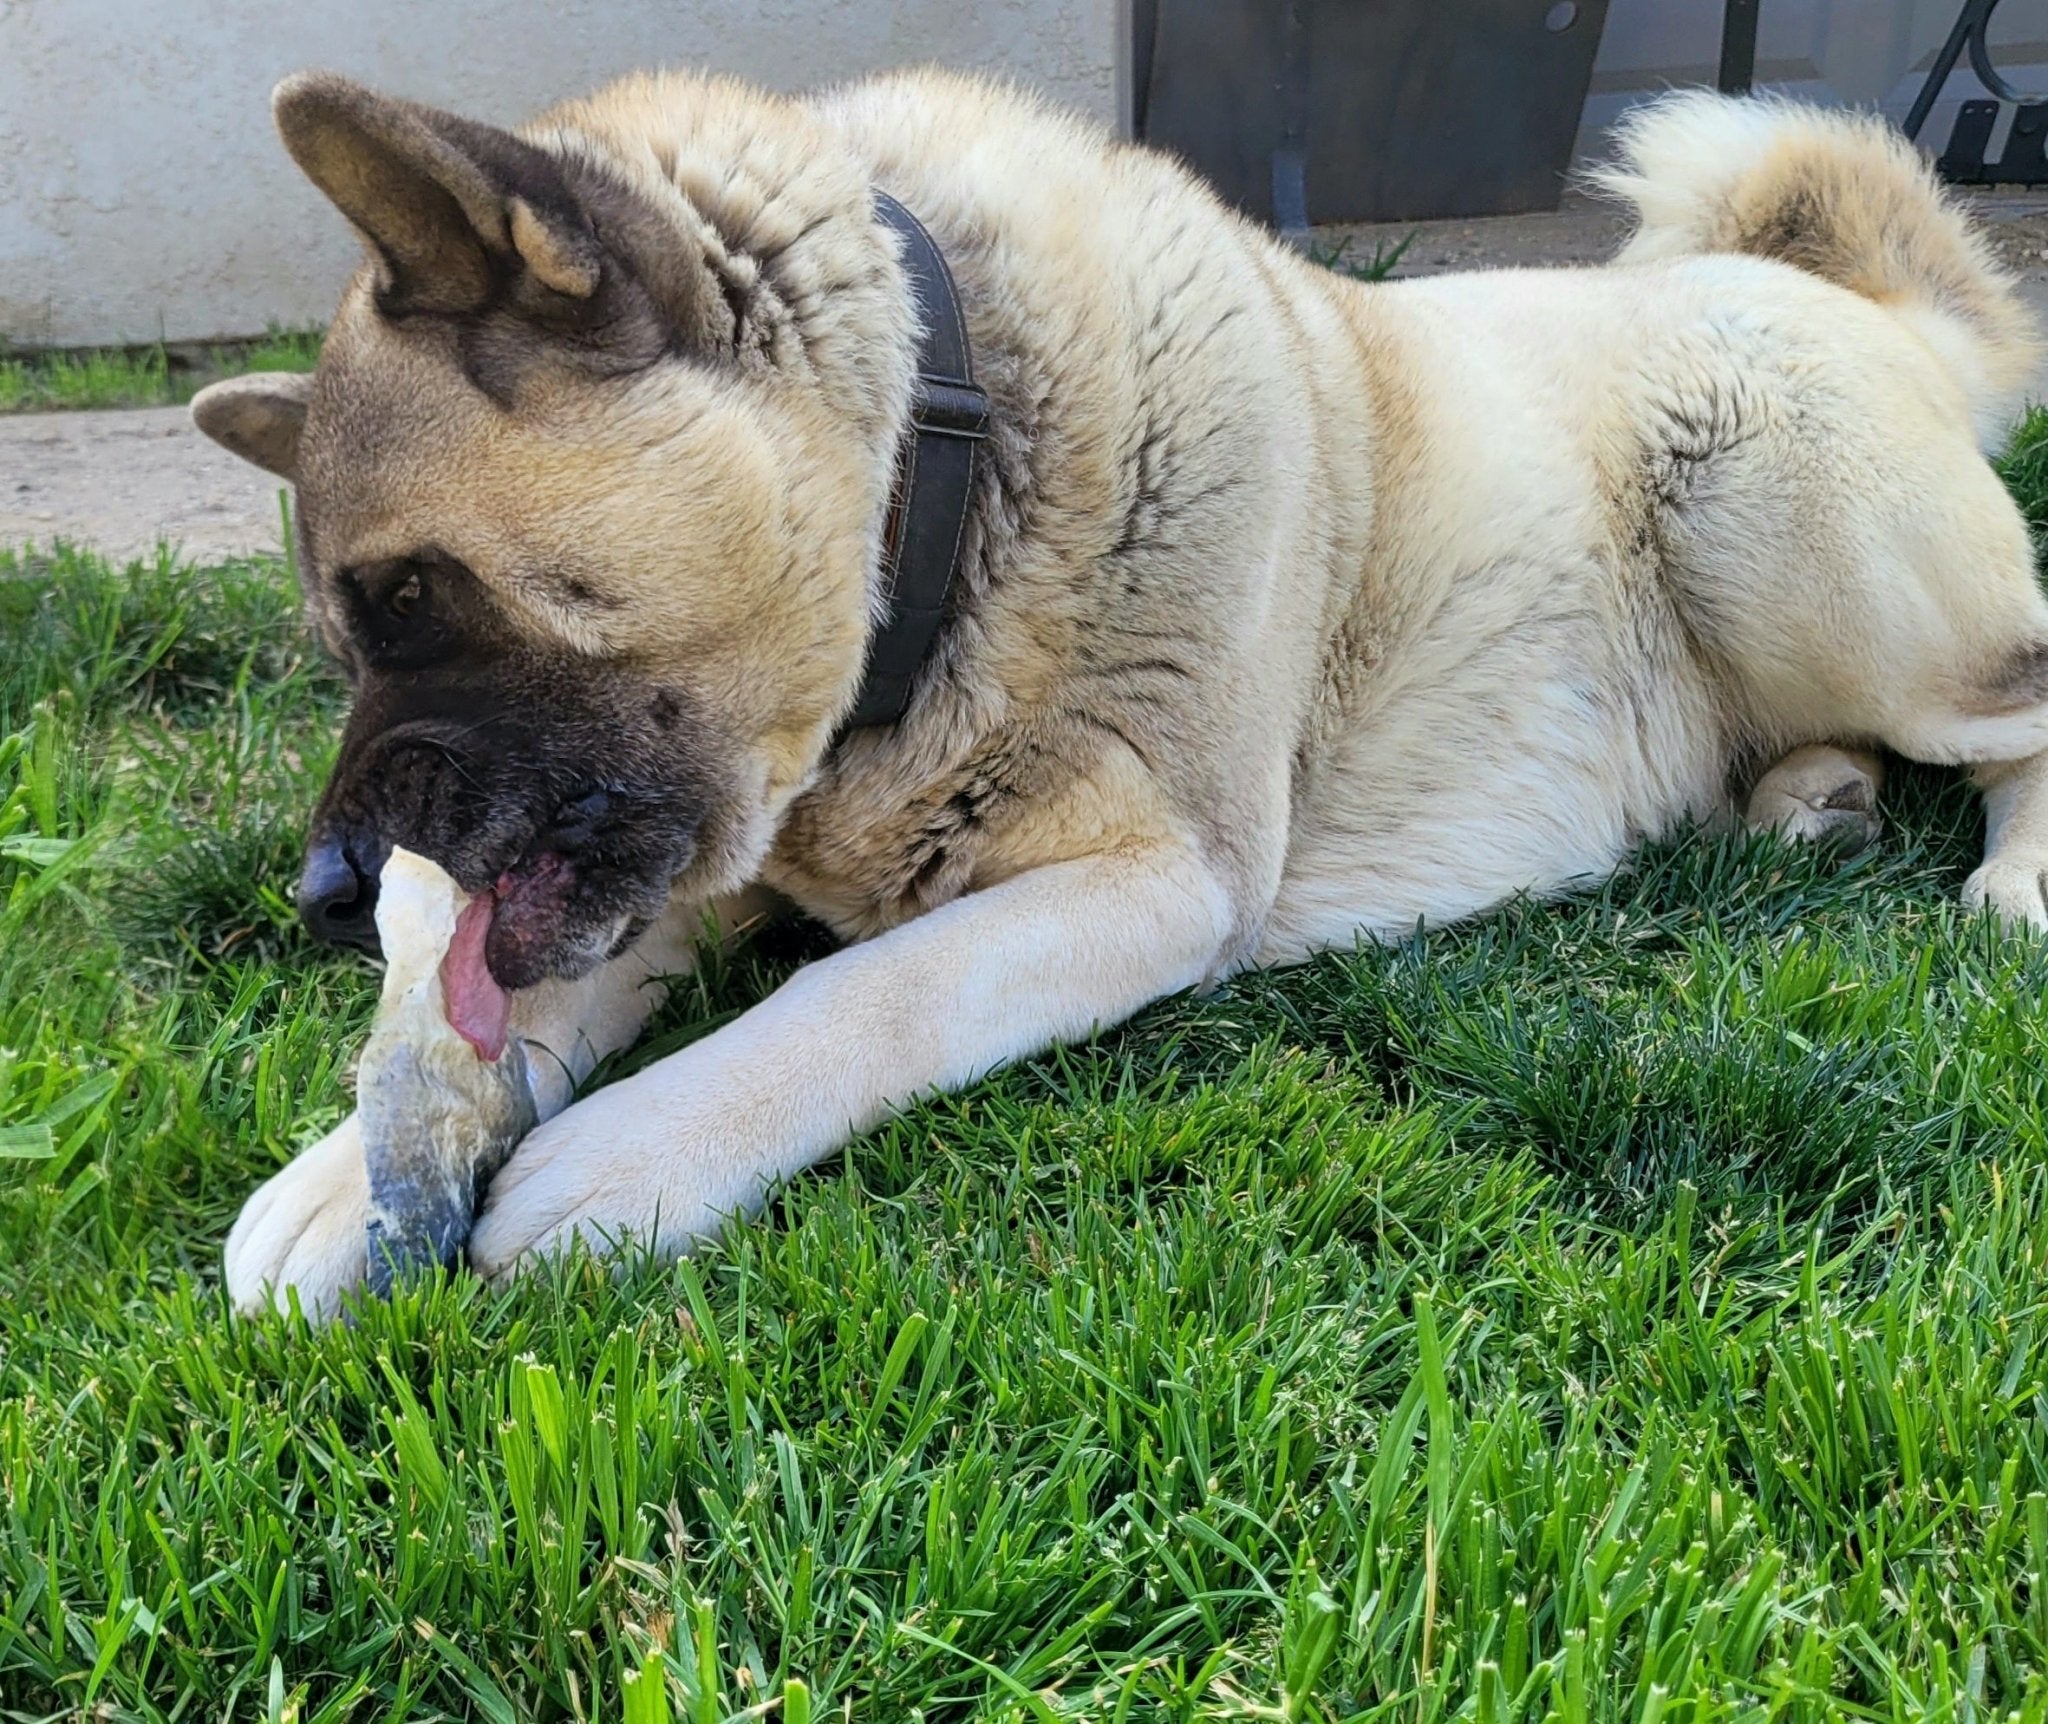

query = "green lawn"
[
  {"left": 10, "top": 425, "right": 2048, "bottom": 1721},
  {"left": 0, "top": 330, "right": 321, "bottom": 413}
]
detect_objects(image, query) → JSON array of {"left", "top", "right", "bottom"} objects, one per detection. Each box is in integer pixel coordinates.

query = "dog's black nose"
[{"left": 298, "top": 835, "right": 382, "bottom": 952}]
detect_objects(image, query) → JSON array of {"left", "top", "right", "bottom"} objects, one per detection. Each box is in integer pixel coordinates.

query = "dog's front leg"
[
  {"left": 1967, "top": 751, "right": 2048, "bottom": 930},
  {"left": 223, "top": 888, "right": 766, "bottom": 1317},
  {"left": 467, "top": 844, "right": 1234, "bottom": 1276}
]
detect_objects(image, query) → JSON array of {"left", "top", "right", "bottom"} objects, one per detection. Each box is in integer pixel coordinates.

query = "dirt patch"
[
  {"left": 1976, "top": 192, "right": 2048, "bottom": 276},
  {"left": 1313, "top": 190, "right": 1631, "bottom": 278},
  {"left": 1319, "top": 187, "right": 2048, "bottom": 281}
]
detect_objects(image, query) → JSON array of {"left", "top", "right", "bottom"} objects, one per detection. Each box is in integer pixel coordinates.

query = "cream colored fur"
[
  {"left": 1591, "top": 91, "right": 2042, "bottom": 446},
  {"left": 207, "top": 74, "right": 2048, "bottom": 1316}
]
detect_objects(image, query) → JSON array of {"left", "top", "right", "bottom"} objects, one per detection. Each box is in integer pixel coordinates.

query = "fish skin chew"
[{"left": 358, "top": 848, "right": 536, "bottom": 1292}]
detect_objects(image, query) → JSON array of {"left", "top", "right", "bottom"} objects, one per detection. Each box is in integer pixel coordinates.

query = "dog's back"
[{"left": 1265, "top": 96, "right": 2048, "bottom": 953}]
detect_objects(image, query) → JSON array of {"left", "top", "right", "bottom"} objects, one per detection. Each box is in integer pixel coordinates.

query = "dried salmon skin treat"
[{"left": 358, "top": 848, "right": 536, "bottom": 1292}]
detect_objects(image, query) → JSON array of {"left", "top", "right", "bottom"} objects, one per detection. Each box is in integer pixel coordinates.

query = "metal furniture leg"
[
  {"left": 1905, "top": 0, "right": 2010, "bottom": 141},
  {"left": 1718, "top": 0, "right": 1760, "bottom": 95}
]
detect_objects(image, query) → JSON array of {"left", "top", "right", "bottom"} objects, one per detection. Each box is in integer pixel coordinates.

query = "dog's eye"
[
  {"left": 337, "top": 555, "right": 462, "bottom": 666},
  {"left": 386, "top": 570, "right": 424, "bottom": 620}
]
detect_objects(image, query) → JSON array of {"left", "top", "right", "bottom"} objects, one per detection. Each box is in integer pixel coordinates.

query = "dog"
[{"left": 197, "top": 67, "right": 2048, "bottom": 1317}]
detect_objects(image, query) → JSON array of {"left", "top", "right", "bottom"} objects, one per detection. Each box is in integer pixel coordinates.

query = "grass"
[
  {"left": 9, "top": 424, "right": 2048, "bottom": 1719},
  {"left": 1311, "top": 234, "right": 1415, "bottom": 283},
  {"left": 0, "top": 329, "right": 322, "bottom": 413}
]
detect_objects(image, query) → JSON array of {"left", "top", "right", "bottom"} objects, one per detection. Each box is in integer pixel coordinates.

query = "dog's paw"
[
  {"left": 1745, "top": 745, "right": 1883, "bottom": 853},
  {"left": 223, "top": 1114, "right": 372, "bottom": 1319},
  {"left": 465, "top": 1110, "right": 664, "bottom": 1279},
  {"left": 467, "top": 1073, "right": 756, "bottom": 1280},
  {"left": 1963, "top": 857, "right": 2048, "bottom": 932}
]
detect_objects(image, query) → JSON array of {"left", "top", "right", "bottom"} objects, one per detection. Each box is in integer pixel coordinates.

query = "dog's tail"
[{"left": 1591, "top": 91, "right": 2040, "bottom": 444}]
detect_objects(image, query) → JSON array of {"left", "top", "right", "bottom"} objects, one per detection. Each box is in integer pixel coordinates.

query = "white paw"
[
  {"left": 1963, "top": 858, "right": 2048, "bottom": 932},
  {"left": 1744, "top": 748, "right": 1882, "bottom": 853},
  {"left": 1752, "top": 795, "right": 1882, "bottom": 852},
  {"left": 222, "top": 1114, "right": 372, "bottom": 1319},
  {"left": 467, "top": 1071, "right": 762, "bottom": 1280}
]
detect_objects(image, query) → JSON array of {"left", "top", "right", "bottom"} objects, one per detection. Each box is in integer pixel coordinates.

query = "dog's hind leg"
[
  {"left": 1964, "top": 751, "right": 2048, "bottom": 930},
  {"left": 1745, "top": 744, "right": 1885, "bottom": 851}
]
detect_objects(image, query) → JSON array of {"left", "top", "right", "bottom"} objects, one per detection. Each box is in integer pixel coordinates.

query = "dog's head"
[{"left": 195, "top": 72, "right": 912, "bottom": 986}]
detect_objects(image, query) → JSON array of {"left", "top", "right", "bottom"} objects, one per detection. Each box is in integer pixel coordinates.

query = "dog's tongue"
[{"left": 439, "top": 890, "right": 509, "bottom": 1062}]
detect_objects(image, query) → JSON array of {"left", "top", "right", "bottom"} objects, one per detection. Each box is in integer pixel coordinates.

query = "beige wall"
[{"left": 0, "top": 0, "right": 1121, "bottom": 348}]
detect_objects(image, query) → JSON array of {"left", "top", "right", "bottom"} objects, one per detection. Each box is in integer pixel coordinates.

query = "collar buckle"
[{"left": 910, "top": 375, "right": 990, "bottom": 440}]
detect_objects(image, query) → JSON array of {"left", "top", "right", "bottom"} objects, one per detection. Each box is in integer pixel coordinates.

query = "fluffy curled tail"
[{"left": 1591, "top": 91, "right": 2040, "bottom": 444}]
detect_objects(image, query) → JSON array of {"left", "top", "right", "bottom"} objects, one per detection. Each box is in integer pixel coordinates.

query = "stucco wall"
[{"left": 0, "top": 0, "right": 1121, "bottom": 348}]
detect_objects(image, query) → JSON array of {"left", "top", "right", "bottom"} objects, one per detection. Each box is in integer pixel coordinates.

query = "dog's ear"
[
  {"left": 272, "top": 71, "right": 601, "bottom": 316},
  {"left": 191, "top": 372, "right": 313, "bottom": 479}
]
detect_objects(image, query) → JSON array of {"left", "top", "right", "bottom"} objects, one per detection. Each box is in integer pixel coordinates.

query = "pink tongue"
[{"left": 439, "top": 891, "right": 510, "bottom": 1062}]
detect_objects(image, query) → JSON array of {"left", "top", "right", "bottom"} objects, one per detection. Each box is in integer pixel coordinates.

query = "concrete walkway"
[
  {"left": 9, "top": 190, "right": 2048, "bottom": 565},
  {"left": 1, "top": 406, "right": 288, "bottom": 564}
]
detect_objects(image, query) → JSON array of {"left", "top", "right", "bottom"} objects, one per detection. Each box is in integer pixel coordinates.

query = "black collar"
[{"left": 838, "top": 192, "right": 989, "bottom": 731}]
